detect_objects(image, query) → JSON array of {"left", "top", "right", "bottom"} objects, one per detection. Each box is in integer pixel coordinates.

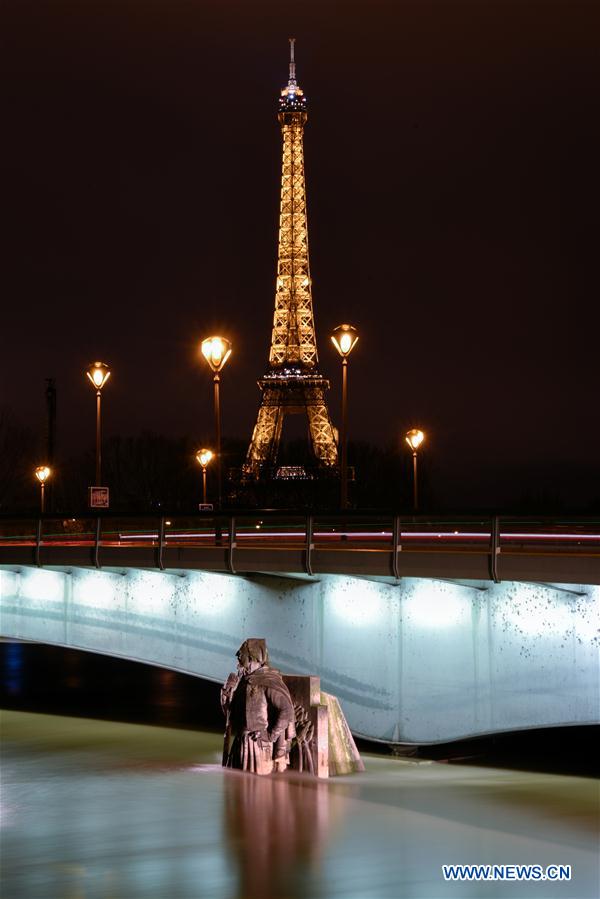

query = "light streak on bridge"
[
  {"left": 1, "top": 513, "right": 599, "bottom": 585},
  {"left": 1, "top": 515, "right": 599, "bottom": 545}
]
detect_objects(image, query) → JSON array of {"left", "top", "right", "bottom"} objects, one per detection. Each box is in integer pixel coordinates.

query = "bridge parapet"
[{"left": 0, "top": 513, "right": 599, "bottom": 585}]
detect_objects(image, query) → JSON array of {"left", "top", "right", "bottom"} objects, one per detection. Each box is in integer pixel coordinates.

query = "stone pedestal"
[
  {"left": 283, "top": 675, "right": 364, "bottom": 778},
  {"left": 322, "top": 692, "right": 365, "bottom": 775},
  {"left": 283, "top": 674, "right": 329, "bottom": 778}
]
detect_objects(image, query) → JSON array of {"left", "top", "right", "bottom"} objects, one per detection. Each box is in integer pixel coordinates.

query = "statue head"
[{"left": 236, "top": 638, "right": 269, "bottom": 673}]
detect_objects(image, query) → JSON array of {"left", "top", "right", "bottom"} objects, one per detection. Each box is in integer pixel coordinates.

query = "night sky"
[{"left": 2, "top": 1, "right": 598, "bottom": 509}]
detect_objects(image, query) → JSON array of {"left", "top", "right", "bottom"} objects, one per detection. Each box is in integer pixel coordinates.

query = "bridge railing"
[{"left": 0, "top": 513, "right": 598, "bottom": 581}]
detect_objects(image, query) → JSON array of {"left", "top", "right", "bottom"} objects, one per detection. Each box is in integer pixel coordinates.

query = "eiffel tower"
[{"left": 245, "top": 39, "right": 338, "bottom": 480}]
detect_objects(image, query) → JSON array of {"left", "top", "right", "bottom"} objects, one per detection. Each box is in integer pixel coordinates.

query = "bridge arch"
[{"left": 1, "top": 565, "right": 598, "bottom": 743}]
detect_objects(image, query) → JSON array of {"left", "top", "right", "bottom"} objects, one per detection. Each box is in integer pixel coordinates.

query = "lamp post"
[
  {"left": 86, "top": 361, "right": 111, "bottom": 488},
  {"left": 195, "top": 448, "right": 214, "bottom": 506},
  {"left": 405, "top": 428, "right": 425, "bottom": 512},
  {"left": 34, "top": 466, "right": 51, "bottom": 513},
  {"left": 331, "top": 324, "right": 359, "bottom": 509},
  {"left": 201, "top": 337, "right": 232, "bottom": 509}
]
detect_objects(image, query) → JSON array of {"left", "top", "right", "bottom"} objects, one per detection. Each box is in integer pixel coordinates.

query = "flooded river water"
[{"left": 2, "top": 709, "right": 598, "bottom": 899}]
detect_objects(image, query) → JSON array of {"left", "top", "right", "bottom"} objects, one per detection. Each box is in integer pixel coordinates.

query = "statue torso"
[{"left": 229, "top": 667, "right": 292, "bottom": 735}]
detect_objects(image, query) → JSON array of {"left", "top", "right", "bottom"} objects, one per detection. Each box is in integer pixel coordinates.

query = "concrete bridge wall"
[{"left": 1, "top": 565, "right": 598, "bottom": 743}]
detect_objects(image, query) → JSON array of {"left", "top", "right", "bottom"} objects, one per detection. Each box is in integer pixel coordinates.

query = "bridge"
[
  {"left": 1, "top": 513, "right": 598, "bottom": 744},
  {"left": 1, "top": 512, "right": 599, "bottom": 583}
]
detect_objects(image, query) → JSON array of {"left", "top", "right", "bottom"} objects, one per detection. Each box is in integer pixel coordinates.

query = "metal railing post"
[
  {"left": 227, "top": 516, "right": 237, "bottom": 575},
  {"left": 158, "top": 516, "right": 165, "bottom": 570},
  {"left": 35, "top": 518, "right": 42, "bottom": 567},
  {"left": 392, "top": 515, "right": 402, "bottom": 580},
  {"left": 490, "top": 515, "right": 501, "bottom": 583},
  {"left": 94, "top": 517, "right": 101, "bottom": 569},
  {"left": 305, "top": 515, "right": 314, "bottom": 576}
]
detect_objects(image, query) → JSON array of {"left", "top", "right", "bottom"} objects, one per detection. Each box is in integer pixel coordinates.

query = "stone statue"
[
  {"left": 221, "top": 638, "right": 296, "bottom": 776},
  {"left": 291, "top": 703, "right": 315, "bottom": 775}
]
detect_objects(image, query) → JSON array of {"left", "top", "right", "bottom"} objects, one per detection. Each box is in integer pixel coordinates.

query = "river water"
[{"left": 2, "top": 707, "right": 599, "bottom": 899}]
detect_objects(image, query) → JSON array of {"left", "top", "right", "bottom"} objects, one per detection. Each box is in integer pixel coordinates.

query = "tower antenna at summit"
[{"left": 244, "top": 41, "right": 339, "bottom": 480}]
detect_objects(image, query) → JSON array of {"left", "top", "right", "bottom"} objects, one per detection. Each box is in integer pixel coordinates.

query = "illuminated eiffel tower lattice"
[{"left": 245, "top": 40, "right": 338, "bottom": 479}]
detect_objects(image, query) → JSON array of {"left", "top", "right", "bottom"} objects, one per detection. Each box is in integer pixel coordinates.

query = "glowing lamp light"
[
  {"left": 331, "top": 324, "right": 359, "bottom": 358},
  {"left": 86, "top": 361, "right": 111, "bottom": 391},
  {"left": 196, "top": 448, "right": 214, "bottom": 469},
  {"left": 200, "top": 336, "right": 231, "bottom": 508},
  {"left": 331, "top": 323, "right": 359, "bottom": 509},
  {"left": 34, "top": 465, "right": 51, "bottom": 513},
  {"left": 405, "top": 429, "right": 425, "bottom": 452},
  {"left": 329, "top": 578, "right": 388, "bottom": 627},
  {"left": 201, "top": 336, "right": 232, "bottom": 373},
  {"left": 20, "top": 568, "right": 64, "bottom": 602},
  {"left": 404, "top": 583, "right": 468, "bottom": 629}
]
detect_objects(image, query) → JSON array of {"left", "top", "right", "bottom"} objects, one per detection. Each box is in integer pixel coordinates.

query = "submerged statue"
[{"left": 221, "top": 638, "right": 296, "bottom": 776}]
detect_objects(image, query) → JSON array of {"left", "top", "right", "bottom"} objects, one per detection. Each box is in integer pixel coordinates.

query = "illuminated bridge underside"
[{"left": 1, "top": 566, "right": 597, "bottom": 744}]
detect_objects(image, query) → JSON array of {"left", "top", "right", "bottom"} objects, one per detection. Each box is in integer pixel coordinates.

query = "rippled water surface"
[{"left": 2, "top": 710, "right": 598, "bottom": 898}]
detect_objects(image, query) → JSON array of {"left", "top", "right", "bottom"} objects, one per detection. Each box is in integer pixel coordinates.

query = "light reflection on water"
[
  {"left": 2, "top": 641, "right": 23, "bottom": 695},
  {"left": 1, "top": 710, "right": 598, "bottom": 899},
  {"left": 224, "top": 768, "right": 338, "bottom": 899}
]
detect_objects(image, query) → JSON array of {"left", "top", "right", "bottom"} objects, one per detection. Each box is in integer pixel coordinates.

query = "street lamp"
[
  {"left": 405, "top": 428, "right": 425, "bottom": 512},
  {"left": 195, "top": 448, "right": 214, "bottom": 506},
  {"left": 34, "top": 465, "right": 51, "bottom": 513},
  {"left": 331, "top": 324, "right": 359, "bottom": 508},
  {"left": 200, "top": 337, "right": 231, "bottom": 509},
  {"left": 86, "top": 361, "right": 111, "bottom": 489}
]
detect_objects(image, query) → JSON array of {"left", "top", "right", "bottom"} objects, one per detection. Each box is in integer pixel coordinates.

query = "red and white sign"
[{"left": 89, "top": 487, "right": 110, "bottom": 508}]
